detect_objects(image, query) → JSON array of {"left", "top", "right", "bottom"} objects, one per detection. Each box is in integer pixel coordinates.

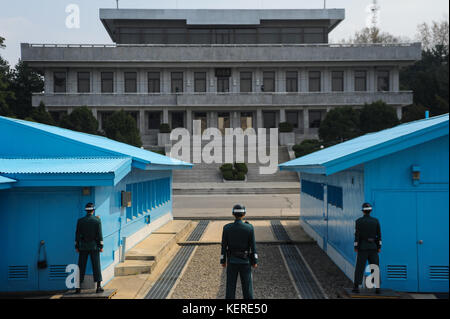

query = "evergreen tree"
[
  {"left": 103, "top": 110, "right": 142, "bottom": 147},
  {"left": 59, "top": 106, "right": 99, "bottom": 134},
  {"left": 27, "top": 101, "right": 55, "bottom": 125},
  {"left": 359, "top": 101, "right": 400, "bottom": 134},
  {"left": 319, "top": 107, "right": 361, "bottom": 143},
  {"left": 0, "top": 36, "right": 14, "bottom": 117}
]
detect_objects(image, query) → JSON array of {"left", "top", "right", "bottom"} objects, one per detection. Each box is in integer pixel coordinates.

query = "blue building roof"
[
  {"left": 0, "top": 116, "right": 192, "bottom": 170},
  {"left": 0, "top": 176, "right": 16, "bottom": 190},
  {"left": 0, "top": 157, "right": 131, "bottom": 174},
  {"left": 280, "top": 114, "right": 449, "bottom": 176}
]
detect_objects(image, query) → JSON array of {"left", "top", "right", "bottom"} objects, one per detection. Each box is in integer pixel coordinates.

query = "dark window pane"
[
  {"left": 148, "top": 112, "right": 161, "bottom": 130},
  {"left": 286, "top": 111, "right": 299, "bottom": 128},
  {"left": 124, "top": 72, "right": 137, "bottom": 93},
  {"left": 263, "top": 112, "right": 276, "bottom": 128},
  {"left": 309, "top": 110, "right": 323, "bottom": 128},
  {"left": 101, "top": 72, "right": 114, "bottom": 93},
  {"left": 148, "top": 72, "right": 160, "bottom": 93},
  {"left": 171, "top": 72, "right": 183, "bottom": 93},
  {"left": 77, "top": 72, "right": 90, "bottom": 93},
  {"left": 189, "top": 29, "right": 211, "bottom": 44},
  {"left": 355, "top": 70, "right": 367, "bottom": 91},
  {"left": 54, "top": 72, "right": 66, "bottom": 93},
  {"left": 309, "top": 71, "right": 321, "bottom": 92},
  {"left": 304, "top": 28, "right": 325, "bottom": 43},
  {"left": 286, "top": 71, "right": 298, "bottom": 92},
  {"left": 377, "top": 70, "right": 390, "bottom": 92},
  {"left": 240, "top": 72, "right": 252, "bottom": 93},
  {"left": 194, "top": 72, "right": 206, "bottom": 93},
  {"left": 217, "top": 77, "right": 229, "bottom": 92},
  {"left": 171, "top": 112, "right": 184, "bottom": 128},
  {"left": 332, "top": 71, "right": 344, "bottom": 92},
  {"left": 263, "top": 71, "right": 275, "bottom": 92}
]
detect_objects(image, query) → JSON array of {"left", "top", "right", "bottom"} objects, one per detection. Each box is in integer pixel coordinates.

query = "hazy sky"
[{"left": 0, "top": 0, "right": 449, "bottom": 66}]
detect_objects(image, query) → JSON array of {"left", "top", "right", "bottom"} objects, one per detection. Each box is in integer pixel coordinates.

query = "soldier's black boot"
[
  {"left": 375, "top": 288, "right": 381, "bottom": 294},
  {"left": 96, "top": 282, "right": 104, "bottom": 293},
  {"left": 352, "top": 285, "right": 360, "bottom": 293},
  {"left": 75, "top": 288, "right": 81, "bottom": 294}
]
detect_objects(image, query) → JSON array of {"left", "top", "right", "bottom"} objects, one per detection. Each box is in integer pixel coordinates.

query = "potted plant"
[
  {"left": 278, "top": 122, "right": 295, "bottom": 146},
  {"left": 220, "top": 163, "right": 248, "bottom": 182},
  {"left": 158, "top": 123, "right": 171, "bottom": 147}
]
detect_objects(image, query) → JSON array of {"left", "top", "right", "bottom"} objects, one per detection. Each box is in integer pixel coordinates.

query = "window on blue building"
[{"left": 327, "top": 185, "right": 343, "bottom": 209}]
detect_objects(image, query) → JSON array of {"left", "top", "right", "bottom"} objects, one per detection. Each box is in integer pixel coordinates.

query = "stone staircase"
[{"left": 114, "top": 220, "right": 195, "bottom": 276}]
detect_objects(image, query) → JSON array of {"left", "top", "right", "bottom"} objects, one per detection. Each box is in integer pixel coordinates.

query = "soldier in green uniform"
[
  {"left": 220, "top": 204, "right": 258, "bottom": 299},
  {"left": 75, "top": 203, "right": 104, "bottom": 293},
  {"left": 352, "top": 203, "right": 382, "bottom": 293}
]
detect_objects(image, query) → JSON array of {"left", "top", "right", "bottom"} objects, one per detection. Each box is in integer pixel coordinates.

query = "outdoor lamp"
[{"left": 411, "top": 165, "right": 421, "bottom": 186}]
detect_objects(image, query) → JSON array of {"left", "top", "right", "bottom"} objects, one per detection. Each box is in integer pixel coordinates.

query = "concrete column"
[
  {"left": 323, "top": 69, "right": 330, "bottom": 92},
  {"left": 163, "top": 108, "right": 169, "bottom": 124},
  {"left": 67, "top": 69, "right": 77, "bottom": 93},
  {"left": 303, "top": 108, "right": 309, "bottom": 136},
  {"left": 396, "top": 106, "right": 403, "bottom": 120},
  {"left": 392, "top": 68, "right": 399, "bottom": 92},
  {"left": 255, "top": 69, "right": 263, "bottom": 93},
  {"left": 139, "top": 70, "right": 147, "bottom": 93},
  {"left": 208, "top": 68, "right": 216, "bottom": 93},
  {"left": 91, "top": 108, "right": 98, "bottom": 120},
  {"left": 277, "top": 69, "right": 285, "bottom": 92},
  {"left": 162, "top": 69, "right": 171, "bottom": 94},
  {"left": 256, "top": 108, "right": 263, "bottom": 128},
  {"left": 231, "top": 68, "right": 239, "bottom": 93},
  {"left": 139, "top": 109, "right": 145, "bottom": 135},
  {"left": 369, "top": 68, "right": 377, "bottom": 92},
  {"left": 186, "top": 109, "right": 192, "bottom": 134},
  {"left": 116, "top": 70, "right": 123, "bottom": 94},
  {"left": 92, "top": 70, "right": 100, "bottom": 93},
  {"left": 300, "top": 69, "right": 308, "bottom": 92},
  {"left": 279, "top": 108, "right": 286, "bottom": 123},
  {"left": 44, "top": 69, "right": 53, "bottom": 94},
  {"left": 185, "top": 70, "right": 193, "bottom": 93},
  {"left": 346, "top": 69, "right": 353, "bottom": 92}
]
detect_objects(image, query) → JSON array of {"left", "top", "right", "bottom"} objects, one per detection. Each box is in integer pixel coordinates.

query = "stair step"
[{"left": 114, "top": 260, "right": 156, "bottom": 276}]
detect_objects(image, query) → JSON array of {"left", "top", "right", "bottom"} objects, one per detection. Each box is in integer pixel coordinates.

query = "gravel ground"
[
  {"left": 170, "top": 244, "right": 299, "bottom": 299},
  {"left": 297, "top": 243, "right": 353, "bottom": 299}
]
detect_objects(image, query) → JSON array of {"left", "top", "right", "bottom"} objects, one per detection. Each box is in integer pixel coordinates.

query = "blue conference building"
[
  {"left": 0, "top": 116, "right": 191, "bottom": 292},
  {"left": 280, "top": 114, "right": 449, "bottom": 293}
]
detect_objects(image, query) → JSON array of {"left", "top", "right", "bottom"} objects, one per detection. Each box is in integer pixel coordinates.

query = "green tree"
[
  {"left": 7, "top": 60, "right": 44, "bottom": 119},
  {"left": 292, "top": 140, "right": 323, "bottom": 158},
  {"left": 359, "top": 101, "right": 400, "bottom": 134},
  {"left": 402, "top": 104, "right": 429, "bottom": 123},
  {"left": 319, "top": 107, "right": 361, "bottom": 143},
  {"left": 0, "top": 36, "right": 14, "bottom": 117},
  {"left": 59, "top": 106, "right": 99, "bottom": 134},
  {"left": 103, "top": 110, "right": 142, "bottom": 147},
  {"left": 26, "top": 101, "right": 55, "bottom": 125}
]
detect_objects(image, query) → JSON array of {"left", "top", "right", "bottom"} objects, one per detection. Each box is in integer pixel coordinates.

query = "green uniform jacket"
[
  {"left": 354, "top": 215, "right": 382, "bottom": 251},
  {"left": 75, "top": 214, "right": 104, "bottom": 251},
  {"left": 221, "top": 220, "right": 258, "bottom": 265}
]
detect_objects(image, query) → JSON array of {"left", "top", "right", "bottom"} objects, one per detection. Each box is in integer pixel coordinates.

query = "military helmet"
[
  {"left": 232, "top": 204, "right": 246, "bottom": 217},
  {"left": 85, "top": 202, "right": 96, "bottom": 212},
  {"left": 362, "top": 203, "right": 373, "bottom": 213}
]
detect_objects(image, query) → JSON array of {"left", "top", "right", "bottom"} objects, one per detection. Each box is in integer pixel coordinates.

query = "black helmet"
[
  {"left": 85, "top": 202, "right": 95, "bottom": 212},
  {"left": 232, "top": 204, "right": 246, "bottom": 217},
  {"left": 362, "top": 203, "right": 372, "bottom": 213}
]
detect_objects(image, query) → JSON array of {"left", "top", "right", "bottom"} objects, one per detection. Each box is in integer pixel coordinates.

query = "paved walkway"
[{"left": 173, "top": 194, "right": 300, "bottom": 218}]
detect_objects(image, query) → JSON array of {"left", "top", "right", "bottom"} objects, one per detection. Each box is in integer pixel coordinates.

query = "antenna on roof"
[
  {"left": 324, "top": 0, "right": 326, "bottom": 9},
  {"left": 370, "top": 0, "right": 380, "bottom": 28},
  {"left": 116, "top": 0, "right": 119, "bottom": 9}
]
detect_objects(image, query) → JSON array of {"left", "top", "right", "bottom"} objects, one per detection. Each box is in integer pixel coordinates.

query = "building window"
[
  {"left": 77, "top": 72, "right": 90, "bottom": 93},
  {"left": 309, "top": 71, "right": 321, "bottom": 92},
  {"left": 240, "top": 72, "right": 253, "bottom": 93},
  {"left": 171, "top": 112, "right": 185, "bottom": 129},
  {"left": 355, "top": 70, "right": 367, "bottom": 92},
  {"left": 286, "top": 111, "right": 299, "bottom": 128},
  {"left": 101, "top": 72, "right": 114, "bottom": 93},
  {"left": 53, "top": 72, "right": 66, "bottom": 93},
  {"left": 148, "top": 111, "right": 161, "bottom": 130},
  {"left": 263, "top": 111, "right": 277, "bottom": 128},
  {"left": 377, "top": 70, "right": 390, "bottom": 92},
  {"left": 309, "top": 110, "right": 323, "bottom": 128},
  {"left": 240, "top": 112, "right": 253, "bottom": 129},
  {"left": 286, "top": 71, "right": 298, "bottom": 92},
  {"left": 124, "top": 72, "right": 137, "bottom": 93},
  {"left": 148, "top": 72, "right": 160, "bottom": 93},
  {"left": 171, "top": 72, "right": 183, "bottom": 93},
  {"left": 194, "top": 72, "right": 207, "bottom": 93},
  {"left": 217, "top": 77, "right": 230, "bottom": 93},
  {"left": 262, "top": 71, "right": 275, "bottom": 92},
  {"left": 304, "top": 28, "right": 325, "bottom": 43},
  {"left": 332, "top": 71, "right": 344, "bottom": 92}
]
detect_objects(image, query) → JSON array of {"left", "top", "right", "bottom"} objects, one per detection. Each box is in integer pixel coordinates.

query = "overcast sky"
[{"left": 0, "top": 0, "right": 449, "bottom": 66}]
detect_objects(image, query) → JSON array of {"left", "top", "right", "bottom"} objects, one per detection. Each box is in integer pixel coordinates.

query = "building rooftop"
[
  {"left": 100, "top": 8, "right": 345, "bottom": 43},
  {"left": 279, "top": 114, "right": 449, "bottom": 176},
  {"left": 0, "top": 116, "right": 192, "bottom": 170}
]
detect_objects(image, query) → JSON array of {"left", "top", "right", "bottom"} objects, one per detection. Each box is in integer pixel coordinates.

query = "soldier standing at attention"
[
  {"left": 75, "top": 203, "right": 104, "bottom": 294},
  {"left": 353, "top": 202, "right": 382, "bottom": 294},
  {"left": 220, "top": 204, "right": 258, "bottom": 299}
]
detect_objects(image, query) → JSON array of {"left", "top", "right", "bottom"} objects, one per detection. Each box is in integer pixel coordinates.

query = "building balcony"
[
  {"left": 32, "top": 91, "right": 414, "bottom": 108},
  {"left": 21, "top": 43, "right": 421, "bottom": 67}
]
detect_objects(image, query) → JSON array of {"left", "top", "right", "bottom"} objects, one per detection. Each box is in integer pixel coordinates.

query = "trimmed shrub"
[
  {"left": 234, "top": 162, "right": 248, "bottom": 174},
  {"left": 293, "top": 139, "right": 323, "bottom": 158},
  {"left": 279, "top": 122, "right": 294, "bottom": 133},
  {"left": 222, "top": 170, "right": 234, "bottom": 181},
  {"left": 220, "top": 163, "right": 233, "bottom": 172},
  {"left": 235, "top": 171, "right": 246, "bottom": 181},
  {"left": 159, "top": 123, "right": 171, "bottom": 133}
]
